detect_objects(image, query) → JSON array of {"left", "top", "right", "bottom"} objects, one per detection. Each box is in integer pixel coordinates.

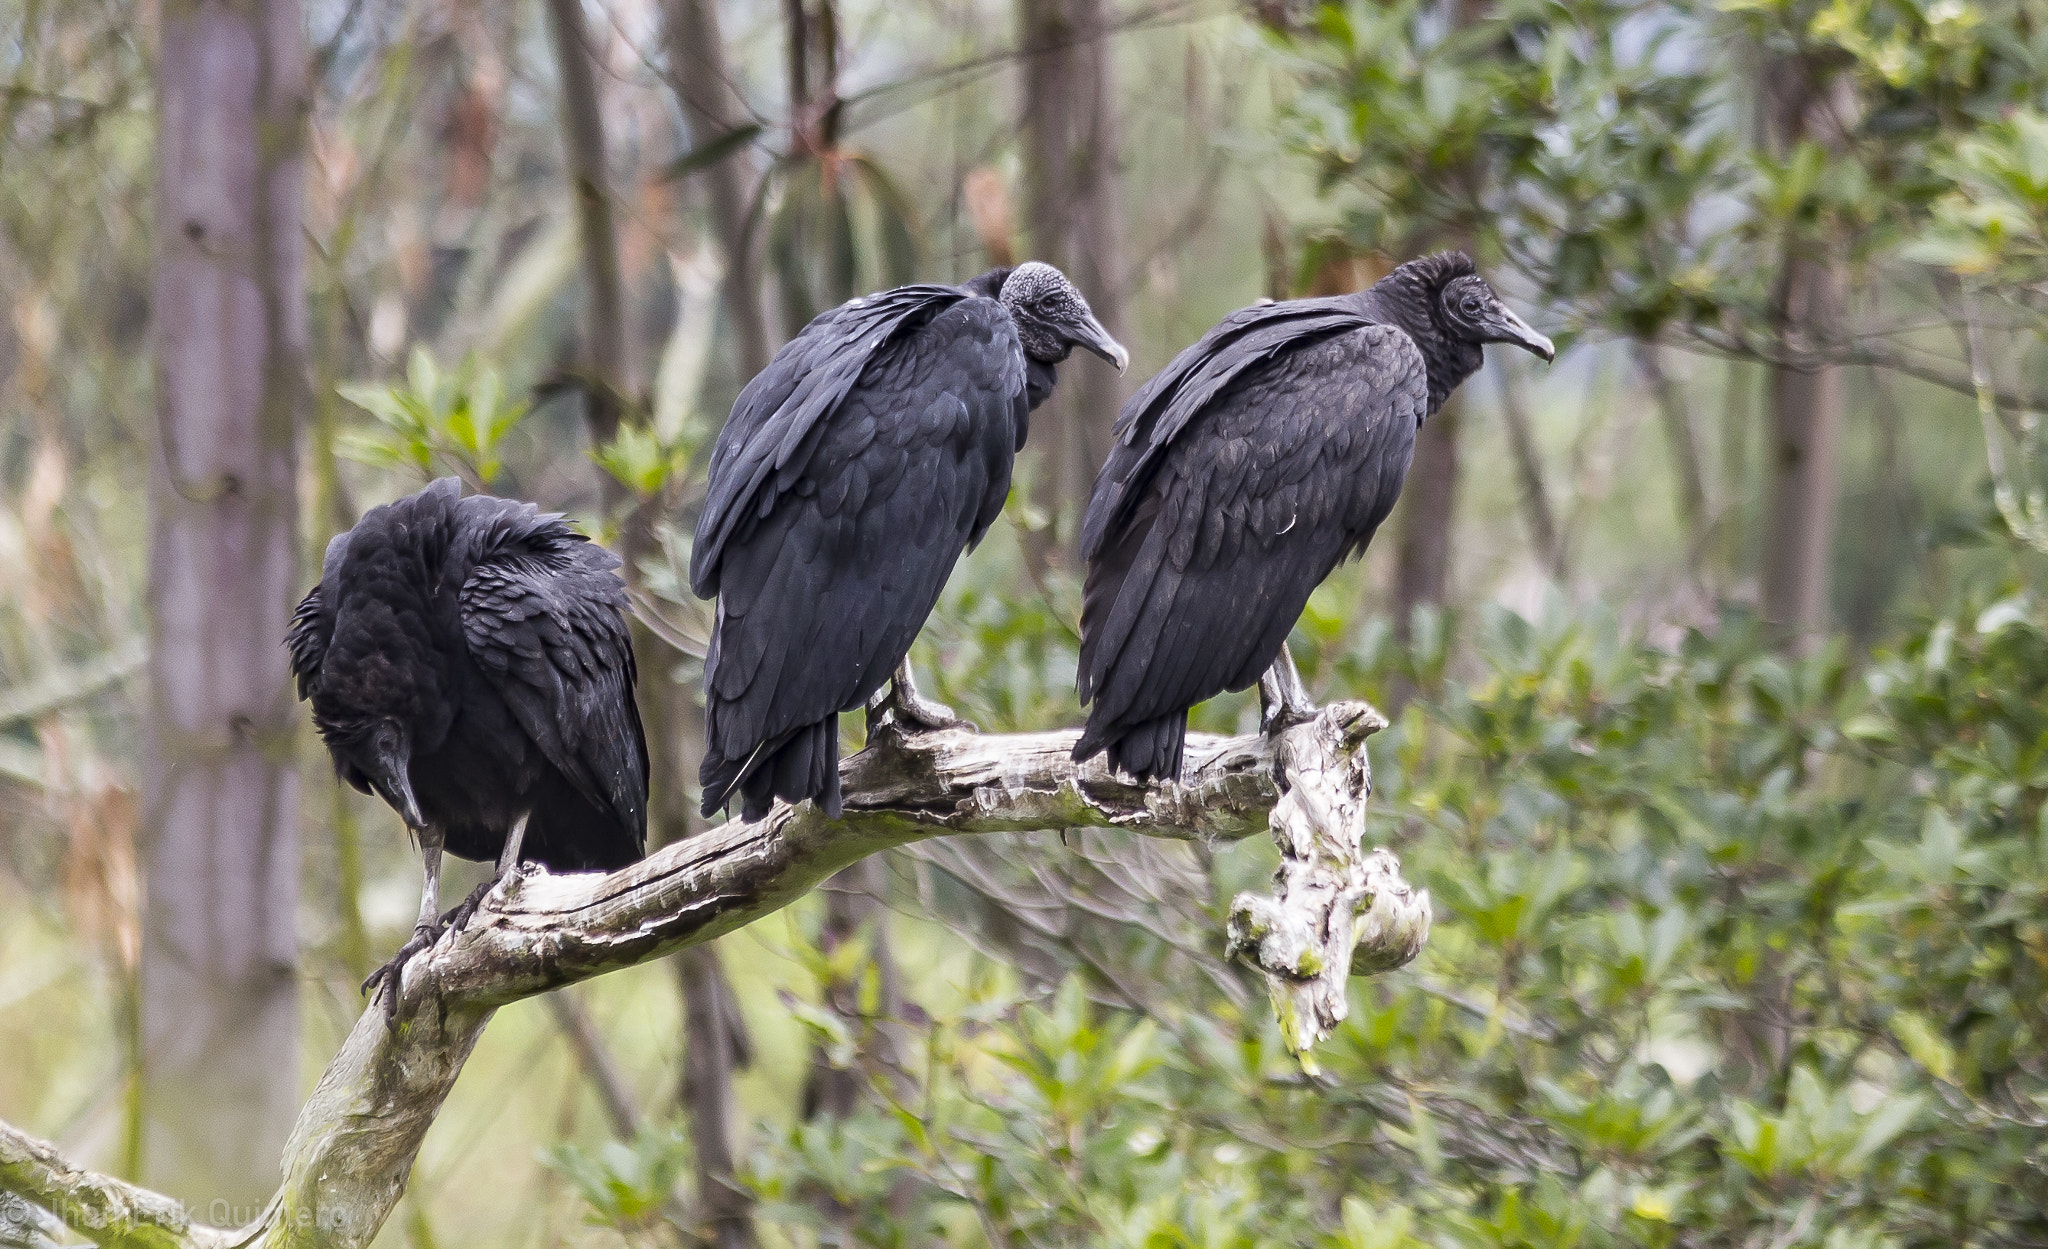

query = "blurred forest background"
[{"left": 3, "top": 0, "right": 2048, "bottom": 1244}]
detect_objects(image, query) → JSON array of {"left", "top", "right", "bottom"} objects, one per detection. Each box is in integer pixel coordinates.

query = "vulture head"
[
  {"left": 300, "top": 491, "right": 463, "bottom": 834},
  {"left": 320, "top": 709, "right": 429, "bottom": 832},
  {"left": 1373, "top": 251, "right": 1554, "bottom": 413},
  {"left": 1438, "top": 269, "right": 1555, "bottom": 363},
  {"left": 999, "top": 261, "right": 1130, "bottom": 373}
]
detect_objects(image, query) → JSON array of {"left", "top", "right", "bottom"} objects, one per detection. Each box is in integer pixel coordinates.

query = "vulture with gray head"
[
  {"left": 693, "top": 262, "right": 1126, "bottom": 822},
  {"left": 1074, "top": 251, "right": 1554, "bottom": 782}
]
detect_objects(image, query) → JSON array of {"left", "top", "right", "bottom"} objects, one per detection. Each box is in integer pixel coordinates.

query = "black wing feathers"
[
  {"left": 292, "top": 479, "right": 648, "bottom": 872},
  {"left": 286, "top": 586, "right": 328, "bottom": 699},
  {"left": 1077, "top": 323, "right": 1428, "bottom": 776},
  {"left": 285, "top": 531, "right": 355, "bottom": 699},
  {"left": 1080, "top": 297, "right": 1376, "bottom": 561},
  {"left": 458, "top": 497, "right": 649, "bottom": 857},
  {"left": 697, "top": 294, "right": 1028, "bottom": 819},
  {"left": 692, "top": 285, "right": 978, "bottom": 598}
]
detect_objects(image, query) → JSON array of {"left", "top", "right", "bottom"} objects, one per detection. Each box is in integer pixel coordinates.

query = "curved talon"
[
  {"left": 441, "top": 877, "right": 497, "bottom": 936},
  {"left": 869, "top": 662, "right": 977, "bottom": 736},
  {"left": 1257, "top": 644, "right": 1318, "bottom": 738},
  {"left": 1259, "top": 700, "right": 1317, "bottom": 738},
  {"left": 894, "top": 689, "right": 973, "bottom": 733},
  {"left": 363, "top": 922, "right": 441, "bottom": 1028}
]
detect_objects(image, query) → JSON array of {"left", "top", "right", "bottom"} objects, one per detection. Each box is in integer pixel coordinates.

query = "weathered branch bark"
[
  {"left": 1226, "top": 703, "right": 1426, "bottom": 1067},
  {"left": 0, "top": 704, "right": 1425, "bottom": 1248},
  {"left": 0, "top": 1120, "right": 238, "bottom": 1249}
]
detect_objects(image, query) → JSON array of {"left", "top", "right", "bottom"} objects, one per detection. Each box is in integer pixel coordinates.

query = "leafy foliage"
[
  {"left": 1282, "top": 0, "right": 2046, "bottom": 344},
  {"left": 557, "top": 546, "right": 2048, "bottom": 1246},
  {"left": 337, "top": 348, "right": 532, "bottom": 489}
]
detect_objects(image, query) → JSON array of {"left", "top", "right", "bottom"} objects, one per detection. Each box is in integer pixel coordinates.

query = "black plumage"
[
  {"left": 1074, "top": 252, "right": 1555, "bottom": 782},
  {"left": 288, "top": 477, "right": 648, "bottom": 1008},
  {"left": 693, "top": 262, "right": 1126, "bottom": 822}
]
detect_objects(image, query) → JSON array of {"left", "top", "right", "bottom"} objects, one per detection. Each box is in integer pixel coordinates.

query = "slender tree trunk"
[
  {"left": 661, "top": 0, "right": 773, "bottom": 379},
  {"left": 547, "top": 992, "right": 642, "bottom": 1140},
  {"left": 1760, "top": 253, "right": 1844, "bottom": 645},
  {"left": 1632, "top": 341, "right": 1711, "bottom": 558},
  {"left": 630, "top": 560, "right": 757, "bottom": 1246},
  {"left": 1387, "top": 0, "right": 1487, "bottom": 632},
  {"left": 1758, "top": 63, "right": 1851, "bottom": 648},
  {"left": 677, "top": 946, "right": 756, "bottom": 1249},
  {"left": 1392, "top": 394, "right": 1461, "bottom": 637},
  {"left": 631, "top": 551, "right": 756, "bottom": 1247},
  {"left": 555, "top": 11, "right": 757, "bottom": 1237},
  {"left": 544, "top": 0, "right": 631, "bottom": 501},
  {"left": 142, "top": 0, "right": 306, "bottom": 1208},
  {"left": 1020, "top": 0, "right": 1127, "bottom": 558},
  {"left": 805, "top": 859, "right": 905, "bottom": 1119},
  {"left": 1493, "top": 363, "right": 1562, "bottom": 577}
]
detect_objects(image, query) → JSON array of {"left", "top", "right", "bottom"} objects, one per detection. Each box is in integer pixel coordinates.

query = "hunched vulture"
[{"left": 288, "top": 477, "right": 648, "bottom": 1016}]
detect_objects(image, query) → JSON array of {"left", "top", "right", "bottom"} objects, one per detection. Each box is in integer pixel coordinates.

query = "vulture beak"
[
  {"left": 1067, "top": 311, "right": 1130, "bottom": 374},
  {"left": 1486, "top": 303, "right": 1556, "bottom": 363},
  {"left": 367, "top": 725, "right": 426, "bottom": 830}
]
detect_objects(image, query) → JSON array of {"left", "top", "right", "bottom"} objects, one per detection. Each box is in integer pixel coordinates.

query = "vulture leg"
[
  {"left": 495, "top": 811, "right": 530, "bottom": 877},
  {"left": 444, "top": 812, "right": 531, "bottom": 939},
  {"left": 363, "top": 826, "right": 448, "bottom": 1025},
  {"left": 1258, "top": 642, "right": 1318, "bottom": 737},
  {"left": 867, "top": 658, "right": 974, "bottom": 736}
]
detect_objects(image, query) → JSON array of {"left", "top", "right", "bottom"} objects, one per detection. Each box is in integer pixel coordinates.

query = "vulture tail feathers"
[
  {"left": 701, "top": 716, "right": 841, "bottom": 824},
  {"left": 1073, "top": 710, "right": 1186, "bottom": 786}
]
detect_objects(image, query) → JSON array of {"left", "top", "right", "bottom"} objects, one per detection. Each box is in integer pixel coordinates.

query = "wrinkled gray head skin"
[
  {"left": 1437, "top": 270, "right": 1555, "bottom": 361},
  {"left": 1000, "top": 261, "right": 1130, "bottom": 372},
  {"left": 1369, "top": 252, "right": 1554, "bottom": 414}
]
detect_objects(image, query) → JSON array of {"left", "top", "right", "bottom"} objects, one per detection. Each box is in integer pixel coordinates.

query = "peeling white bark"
[
  {"left": 1227, "top": 703, "right": 1430, "bottom": 1064},
  {"left": 1, "top": 705, "right": 1423, "bottom": 1248}
]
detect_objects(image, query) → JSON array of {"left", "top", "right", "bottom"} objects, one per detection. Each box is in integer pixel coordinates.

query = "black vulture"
[
  {"left": 692, "top": 262, "right": 1127, "bottom": 822},
  {"left": 287, "top": 478, "right": 647, "bottom": 1015},
  {"left": 1074, "top": 251, "right": 1554, "bottom": 782}
]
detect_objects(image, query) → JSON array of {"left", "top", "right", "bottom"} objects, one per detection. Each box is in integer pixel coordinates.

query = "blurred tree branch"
[
  {"left": 0, "top": 1121, "right": 239, "bottom": 1249},
  {"left": 0, "top": 703, "right": 1423, "bottom": 1248},
  {"left": 0, "top": 641, "right": 144, "bottom": 727},
  {"left": 544, "top": 0, "right": 632, "bottom": 509},
  {"left": 660, "top": 0, "right": 773, "bottom": 379}
]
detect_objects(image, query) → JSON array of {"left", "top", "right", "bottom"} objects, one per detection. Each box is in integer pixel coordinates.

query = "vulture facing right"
[
  {"left": 693, "top": 262, "right": 1126, "bottom": 823},
  {"left": 1074, "top": 251, "right": 1555, "bottom": 782}
]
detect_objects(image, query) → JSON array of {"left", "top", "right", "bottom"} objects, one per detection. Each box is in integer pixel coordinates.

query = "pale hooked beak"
[
  {"left": 1488, "top": 304, "right": 1556, "bottom": 363},
  {"left": 1068, "top": 311, "right": 1130, "bottom": 374},
  {"left": 368, "top": 726, "right": 426, "bottom": 830}
]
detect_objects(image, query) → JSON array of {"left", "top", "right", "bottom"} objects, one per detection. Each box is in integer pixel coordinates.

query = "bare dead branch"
[
  {"left": 0, "top": 703, "right": 1424, "bottom": 1248},
  {"left": 0, "top": 1120, "right": 240, "bottom": 1249},
  {"left": 0, "top": 639, "right": 145, "bottom": 727}
]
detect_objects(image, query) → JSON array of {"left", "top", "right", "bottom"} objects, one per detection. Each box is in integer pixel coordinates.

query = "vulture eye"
[{"left": 1461, "top": 294, "right": 1482, "bottom": 315}]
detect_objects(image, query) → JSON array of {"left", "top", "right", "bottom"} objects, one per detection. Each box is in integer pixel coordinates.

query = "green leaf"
[
  {"left": 658, "top": 122, "right": 765, "bottom": 181},
  {"left": 1844, "top": 1094, "right": 1924, "bottom": 1171},
  {"left": 1890, "top": 1013, "right": 1957, "bottom": 1082},
  {"left": 852, "top": 155, "right": 919, "bottom": 286}
]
